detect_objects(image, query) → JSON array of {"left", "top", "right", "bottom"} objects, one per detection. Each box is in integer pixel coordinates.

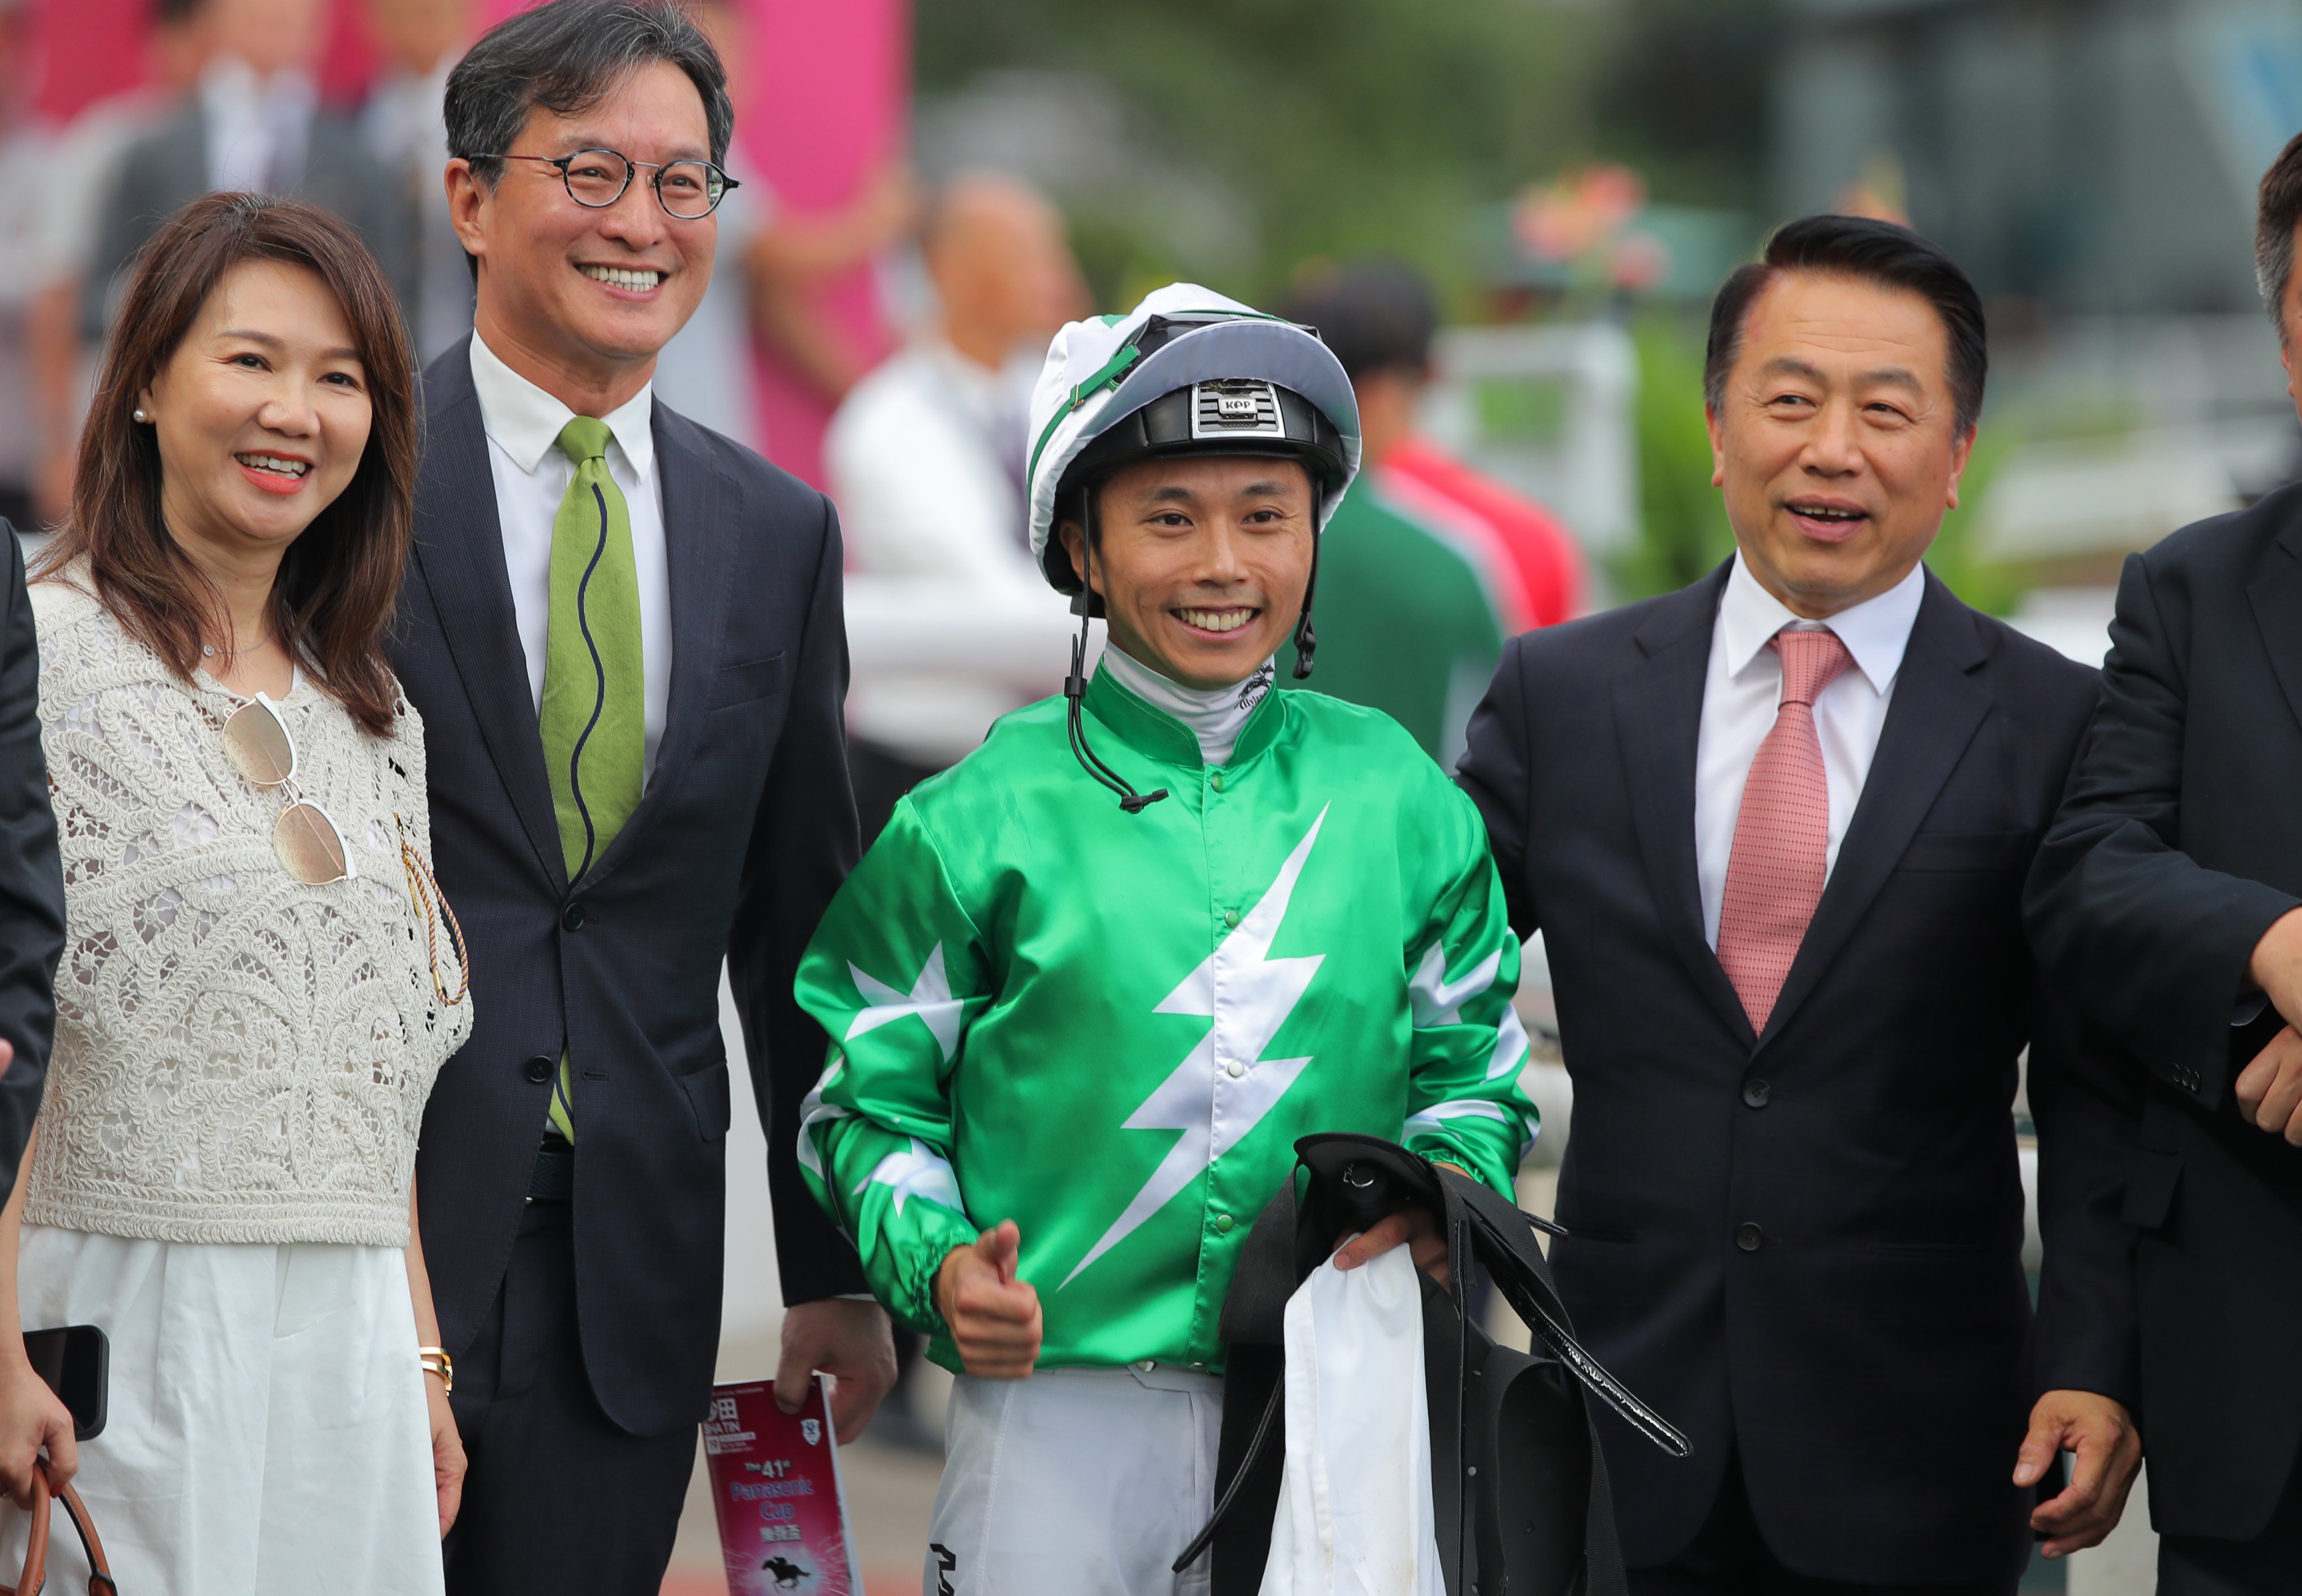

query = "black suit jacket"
[
  {"left": 392, "top": 345, "right": 866, "bottom": 1437},
  {"left": 1458, "top": 563, "right": 2130, "bottom": 1583},
  {"left": 2025, "top": 487, "right": 2302, "bottom": 1542},
  {"left": 0, "top": 529, "right": 64, "bottom": 1201},
  {"left": 83, "top": 102, "right": 414, "bottom": 341}
]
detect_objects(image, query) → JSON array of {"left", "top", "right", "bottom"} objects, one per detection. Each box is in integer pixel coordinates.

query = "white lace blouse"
[{"left": 23, "top": 576, "right": 473, "bottom": 1247}]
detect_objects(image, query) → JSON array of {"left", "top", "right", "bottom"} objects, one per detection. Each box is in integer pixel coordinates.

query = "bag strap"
[
  {"left": 51, "top": 1472, "right": 115, "bottom": 1594},
  {"left": 0, "top": 1461, "right": 116, "bottom": 1596},
  {"left": 1442, "top": 1170, "right": 1693, "bottom": 1460},
  {"left": 0, "top": 1461, "right": 51, "bottom": 1596},
  {"left": 1178, "top": 1175, "right": 1301, "bottom": 1586}
]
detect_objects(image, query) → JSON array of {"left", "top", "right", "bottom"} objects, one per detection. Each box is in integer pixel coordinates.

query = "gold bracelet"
[{"left": 418, "top": 1346, "right": 454, "bottom": 1394}]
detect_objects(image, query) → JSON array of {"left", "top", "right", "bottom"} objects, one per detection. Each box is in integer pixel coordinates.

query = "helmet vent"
[{"left": 1190, "top": 380, "right": 1285, "bottom": 439}]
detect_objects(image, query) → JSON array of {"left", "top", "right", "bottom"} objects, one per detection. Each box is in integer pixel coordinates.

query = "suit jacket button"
[
  {"left": 524, "top": 1054, "right": 554, "bottom": 1084},
  {"left": 562, "top": 900, "right": 586, "bottom": 932},
  {"left": 1742, "top": 1079, "right": 1771, "bottom": 1109},
  {"left": 1735, "top": 1222, "right": 1764, "bottom": 1252}
]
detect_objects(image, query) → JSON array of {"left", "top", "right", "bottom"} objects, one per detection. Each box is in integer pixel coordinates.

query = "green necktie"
[{"left": 538, "top": 415, "right": 644, "bottom": 1141}]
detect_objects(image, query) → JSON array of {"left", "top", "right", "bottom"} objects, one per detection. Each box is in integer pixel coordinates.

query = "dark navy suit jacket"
[
  {"left": 2027, "top": 486, "right": 2302, "bottom": 1541},
  {"left": 392, "top": 345, "right": 865, "bottom": 1437},
  {"left": 0, "top": 530, "right": 63, "bottom": 1202},
  {"left": 1459, "top": 562, "right": 2132, "bottom": 1583}
]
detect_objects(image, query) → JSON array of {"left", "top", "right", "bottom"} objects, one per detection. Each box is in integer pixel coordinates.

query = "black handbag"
[{"left": 1178, "top": 1133, "right": 1690, "bottom": 1596}]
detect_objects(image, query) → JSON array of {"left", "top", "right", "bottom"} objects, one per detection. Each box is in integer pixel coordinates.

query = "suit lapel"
[
  {"left": 410, "top": 345, "right": 567, "bottom": 890},
  {"left": 581, "top": 403, "right": 738, "bottom": 883},
  {"left": 2247, "top": 523, "right": 2302, "bottom": 739},
  {"left": 1757, "top": 572, "right": 1992, "bottom": 1050},
  {"left": 1611, "top": 563, "right": 1756, "bottom": 1047}
]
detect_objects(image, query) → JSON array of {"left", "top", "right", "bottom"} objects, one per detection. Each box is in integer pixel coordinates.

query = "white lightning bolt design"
[{"left": 1062, "top": 806, "right": 1331, "bottom": 1288}]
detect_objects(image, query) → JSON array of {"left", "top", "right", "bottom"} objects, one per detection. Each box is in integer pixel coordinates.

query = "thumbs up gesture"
[{"left": 934, "top": 1220, "right": 1043, "bottom": 1378}]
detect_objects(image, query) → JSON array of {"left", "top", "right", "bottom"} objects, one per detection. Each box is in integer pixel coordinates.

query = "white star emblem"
[
  {"left": 847, "top": 943, "right": 964, "bottom": 1063},
  {"left": 1410, "top": 938, "right": 1531, "bottom": 1082},
  {"left": 856, "top": 1137, "right": 964, "bottom": 1217}
]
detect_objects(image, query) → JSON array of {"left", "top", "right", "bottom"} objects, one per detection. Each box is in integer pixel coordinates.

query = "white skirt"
[{"left": 1, "top": 1226, "right": 445, "bottom": 1595}]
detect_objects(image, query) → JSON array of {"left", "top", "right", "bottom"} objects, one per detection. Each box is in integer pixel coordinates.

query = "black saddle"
[{"left": 1178, "top": 1133, "right": 1690, "bottom": 1596}]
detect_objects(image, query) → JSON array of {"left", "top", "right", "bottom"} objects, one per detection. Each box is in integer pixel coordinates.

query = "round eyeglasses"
[{"left": 478, "top": 147, "right": 739, "bottom": 219}]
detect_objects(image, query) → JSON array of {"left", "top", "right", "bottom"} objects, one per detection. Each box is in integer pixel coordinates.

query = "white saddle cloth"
[{"left": 1259, "top": 1247, "right": 1445, "bottom": 1596}]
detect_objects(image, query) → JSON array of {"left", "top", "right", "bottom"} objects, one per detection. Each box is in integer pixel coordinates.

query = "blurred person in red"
[
  {"left": 652, "top": 0, "right": 914, "bottom": 452},
  {"left": 824, "top": 171, "right": 1088, "bottom": 835},
  {"left": 1292, "top": 258, "right": 1584, "bottom": 631},
  {"left": 1273, "top": 261, "right": 1512, "bottom": 764},
  {"left": 360, "top": 0, "right": 474, "bottom": 363},
  {"left": 26, "top": 0, "right": 215, "bottom": 526},
  {"left": 79, "top": 0, "right": 412, "bottom": 342}
]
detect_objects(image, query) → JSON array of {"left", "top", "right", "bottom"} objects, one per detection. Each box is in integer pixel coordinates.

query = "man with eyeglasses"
[{"left": 388, "top": 2, "right": 895, "bottom": 1589}]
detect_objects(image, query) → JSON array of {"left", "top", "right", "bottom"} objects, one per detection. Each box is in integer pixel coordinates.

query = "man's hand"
[
  {"left": 424, "top": 1373, "right": 465, "bottom": 1537},
  {"left": 0, "top": 1355, "right": 74, "bottom": 1511},
  {"left": 2235, "top": 1024, "right": 2302, "bottom": 1143},
  {"left": 2241, "top": 910, "right": 2302, "bottom": 1140},
  {"left": 775, "top": 1298, "right": 897, "bottom": 1444},
  {"left": 2015, "top": 1389, "right": 2141, "bottom": 1558},
  {"left": 935, "top": 1222, "right": 1041, "bottom": 1378}
]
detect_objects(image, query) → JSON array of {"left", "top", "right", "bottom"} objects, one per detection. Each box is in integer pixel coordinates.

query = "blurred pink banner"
[
  {"left": 33, "top": 0, "right": 907, "bottom": 487},
  {"left": 743, "top": 0, "right": 906, "bottom": 489}
]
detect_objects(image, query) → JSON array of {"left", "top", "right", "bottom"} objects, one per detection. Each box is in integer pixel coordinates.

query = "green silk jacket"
[{"left": 795, "top": 664, "right": 1537, "bottom": 1373}]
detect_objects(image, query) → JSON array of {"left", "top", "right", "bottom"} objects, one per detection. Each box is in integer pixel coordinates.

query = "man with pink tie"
[{"left": 1458, "top": 215, "right": 2141, "bottom": 1593}]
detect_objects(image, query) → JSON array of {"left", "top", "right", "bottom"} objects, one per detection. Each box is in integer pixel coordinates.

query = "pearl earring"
[{"left": 132, "top": 409, "right": 149, "bottom": 422}]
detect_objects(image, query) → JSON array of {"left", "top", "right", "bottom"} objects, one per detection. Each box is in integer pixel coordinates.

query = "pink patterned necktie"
[{"left": 1717, "top": 627, "right": 1855, "bottom": 1032}]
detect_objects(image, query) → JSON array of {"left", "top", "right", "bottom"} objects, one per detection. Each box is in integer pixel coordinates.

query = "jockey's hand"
[
  {"left": 1331, "top": 1163, "right": 1469, "bottom": 1288},
  {"left": 936, "top": 1221, "right": 1042, "bottom": 1378}
]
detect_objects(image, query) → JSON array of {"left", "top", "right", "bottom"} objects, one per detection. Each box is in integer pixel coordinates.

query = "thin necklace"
[{"left": 202, "top": 629, "right": 271, "bottom": 662}]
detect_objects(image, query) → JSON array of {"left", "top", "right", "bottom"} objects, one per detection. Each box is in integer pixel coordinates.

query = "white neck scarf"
[{"left": 1101, "top": 645, "right": 1277, "bottom": 767}]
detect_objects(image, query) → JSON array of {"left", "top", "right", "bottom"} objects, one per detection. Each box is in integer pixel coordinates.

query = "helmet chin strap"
[
  {"left": 1290, "top": 527, "right": 1321, "bottom": 680},
  {"left": 1063, "top": 491, "right": 1170, "bottom": 815}
]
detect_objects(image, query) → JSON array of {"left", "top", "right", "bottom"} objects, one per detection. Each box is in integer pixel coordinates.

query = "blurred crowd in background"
[
  {"left": 12, "top": 2, "right": 2302, "bottom": 1586},
  {"left": 14, "top": 1, "right": 2302, "bottom": 788}
]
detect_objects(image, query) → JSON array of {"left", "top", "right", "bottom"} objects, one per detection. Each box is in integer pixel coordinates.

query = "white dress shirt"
[
  {"left": 1694, "top": 552, "right": 1926, "bottom": 949},
  {"left": 824, "top": 337, "right": 1040, "bottom": 587},
  {"left": 200, "top": 57, "right": 317, "bottom": 195},
  {"left": 361, "top": 58, "right": 473, "bottom": 364},
  {"left": 825, "top": 336, "right": 1066, "bottom": 765},
  {"left": 468, "top": 334, "right": 673, "bottom": 784}
]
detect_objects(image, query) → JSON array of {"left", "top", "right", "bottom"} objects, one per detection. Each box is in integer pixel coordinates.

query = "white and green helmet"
[{"left": 1024, "top": 282, "right": 1363, "bottom": 599}]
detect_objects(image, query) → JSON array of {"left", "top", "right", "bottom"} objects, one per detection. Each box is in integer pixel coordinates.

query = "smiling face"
[
  {"left": 1059, "top": 454, "right": 1315, "bottom": 690},
  {"left": 451, "top": 58, "right": 716, "bottom": 410},
  {"left": 139, "top": 257, "right": 372, "bottom": 568},
  {"left": 1707, "top": 269, "right": 1973, "bottom": 618}
]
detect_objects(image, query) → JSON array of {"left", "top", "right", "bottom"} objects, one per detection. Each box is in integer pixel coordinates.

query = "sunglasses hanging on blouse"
[{"left": 220, "top": 693, "right": 357, "bottom": 886}]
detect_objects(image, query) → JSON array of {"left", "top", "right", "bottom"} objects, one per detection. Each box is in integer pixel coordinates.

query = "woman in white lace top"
[{"left": 0, "top": 194, "right": 473, "bottom": 1592}]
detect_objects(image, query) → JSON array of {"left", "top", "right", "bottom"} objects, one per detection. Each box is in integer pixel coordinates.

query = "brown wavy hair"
[{"left": 33, "top": 193, "right": 417, "bottom": 735}]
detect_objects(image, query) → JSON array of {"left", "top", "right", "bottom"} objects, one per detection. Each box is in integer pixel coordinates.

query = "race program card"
[{"left": 703, "top": 1375, "right": 865, "bottom": 1596}]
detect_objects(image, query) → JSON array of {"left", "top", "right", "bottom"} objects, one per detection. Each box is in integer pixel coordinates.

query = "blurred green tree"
[
  {"left": 1617, "top": 314, "right": 2030, "bottom": 613},
  {"left": 1620, "top": 315, "right": 1734, "bottom": 598},
  {"left": 914, "top": 0, "right": 1605, "bottom": 309}
]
